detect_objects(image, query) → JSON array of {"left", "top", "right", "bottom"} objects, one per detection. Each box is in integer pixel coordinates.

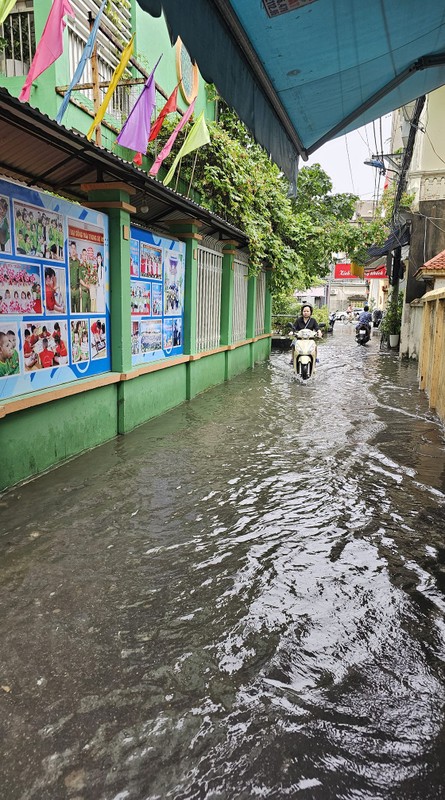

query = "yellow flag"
[
  {"left": 163, "top": 111, "right": 210, "bottom": 186},
  {"left": 0, "top": 0, "right": 17, "bottom": 25},
  {"left": 86, "top": 34, "right": 135, "bottom": 141}
]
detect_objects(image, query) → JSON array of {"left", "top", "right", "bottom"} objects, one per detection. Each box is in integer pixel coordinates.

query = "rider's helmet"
[
  {"left": 364, "top": 305, "right": 369, "bottom": 311},
  {"left": 301, "top": 303, "right": 313, "bottom": 314}
]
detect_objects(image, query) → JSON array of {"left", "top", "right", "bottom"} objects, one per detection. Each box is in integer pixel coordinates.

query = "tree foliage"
[{"left": 149, "top": 104, "right": 389, "bottom": 295}]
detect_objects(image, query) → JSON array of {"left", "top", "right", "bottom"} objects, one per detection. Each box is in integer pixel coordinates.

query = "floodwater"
[{"left": 2, "top": 326, "right": 445, "bottom": 800}]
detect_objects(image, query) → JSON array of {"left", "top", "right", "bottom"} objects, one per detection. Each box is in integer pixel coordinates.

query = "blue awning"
[{"left": 136, "top": 0, "right": 445, "bottom": 184}]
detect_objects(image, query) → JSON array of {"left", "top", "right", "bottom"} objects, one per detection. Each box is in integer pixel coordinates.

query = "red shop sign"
[
  {"left": 365, "top": 265, "right": 387, "bottom": 279},
  {"left": 333, "top": 263, "right": 359, "bottom": 279}
]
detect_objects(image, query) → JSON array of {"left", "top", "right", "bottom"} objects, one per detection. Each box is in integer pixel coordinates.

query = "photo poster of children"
[
  {"left": 129, "top": 227, "right": 185, "bottom": 367},
  {"left": 130, "top": 238, "right": 140, "bottom": 277},
  {"left": 151, "top": 283, "right": 162, "bottom": 316},
  {"left": 140, "top": 320, "right": 162, "bottom": 353},
  {"left": 44, "top": 265, "right": 66, "bottom": 315},
  {"left": 140, "top": 242, "right": 163, "bottom": 279},
  {"left": 20, "top": 320, "right": 69, "bottom": 372},
  {"left": 13, "top": 199, "right": 64, "bottom": 261},
  {"left": 0, "top": 195, "right": 12, "bottom": 254},
  {"left": 70, "top": 319, "right": 90, "bottom": 364},
  {"left": 68, "top": 220, "right": 106, "bottom": 315},
  {"left": 0, "top": 177, "right": 111, "bottom": 400},
  {"left": 131, "top": 320, "right": 140, "bottom": 355},
  {"left": 131, "top": 280, "right": 151, "bottom": 315},
  {"left": 90, "top": 317, "right": 107, "bottom": 360},
  {"left": 0, "top": 262, "right": 42, "bottom": 315},
  {"left": 164, "top": 248, "right": 184, "bottom": 316},
  {"left": 0, "top": 322, "right": 19, "bottom": 378},
  {"left": 163, "top": 317, "right": 182, "bottom": 354}
]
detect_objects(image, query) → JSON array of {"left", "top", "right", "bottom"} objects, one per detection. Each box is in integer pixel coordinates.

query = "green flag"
[
  {"left": 0, "top": 0, "right": 17, "bottom": 25},
  {"left": 163, "top": 110, "right": 210, "bottom": 186}
]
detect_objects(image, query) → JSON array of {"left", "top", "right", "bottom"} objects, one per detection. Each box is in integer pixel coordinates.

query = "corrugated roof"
[{"left": 0, "top": 87, "right": 248, "bottom": 246}]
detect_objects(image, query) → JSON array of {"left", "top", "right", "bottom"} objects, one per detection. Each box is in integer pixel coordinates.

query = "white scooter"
[{"left": 290, "top": 329, "right": 318, "bottom": 380}]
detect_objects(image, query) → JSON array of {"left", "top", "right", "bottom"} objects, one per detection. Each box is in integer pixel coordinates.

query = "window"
[{"left": 0, "top": 1, "right": 35, "bottom": 77}]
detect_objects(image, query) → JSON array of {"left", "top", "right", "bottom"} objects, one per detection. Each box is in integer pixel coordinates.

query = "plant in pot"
[{"left": 380, "top": 291, "right": 403, "bottom": 347}]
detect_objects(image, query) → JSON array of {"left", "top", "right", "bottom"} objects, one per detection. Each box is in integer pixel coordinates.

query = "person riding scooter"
[
  {"left": 293, "top": 303, "right": 323, "bottom": 336},
  {"left": 355, "top": 304, "right": 372, "bottom": 345},
  {"left": 290, "top": 303, "right": 322, "bottom": 365}
]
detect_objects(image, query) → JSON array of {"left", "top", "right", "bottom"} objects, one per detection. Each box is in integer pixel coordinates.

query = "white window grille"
[
  {"left": 231, "top": 254, "right": 248, "bottom": 343},
  {"left": 255, "top": 270, "right": 266, "bottom": 336},
  {"left": 196, "top": 245, "right": 223, "bottom": 352},
  {"left": 0, "top": 1, "right": 35, "bottom": 77},
  {"left": 67, "top": 0, "right": 133, "bottom": 122}
]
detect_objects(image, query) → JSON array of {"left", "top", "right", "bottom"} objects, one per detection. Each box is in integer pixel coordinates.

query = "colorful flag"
[
  {"left": 56, "top": 0, "right": 106, "bottom": 125},
  {"left": 163, "top": 111, "right": 210, "bottom": 186},
  {"left": 116, "top": 60, "right": 159, "bottom": 153},
  {"left": 86, "top": 33, "right": 135, "bottom": 141},
  {"left": 0, "top": 0, "right": 17, "bottom": 26},
  {"left": 149, "top": 85, "right": 178, "bottom": 141},
  {"left": 19, "top": 0, "right": 75, "bottom": 103},
  {"left": 149, "top": 97, "right": 196, "bottom": 177}
]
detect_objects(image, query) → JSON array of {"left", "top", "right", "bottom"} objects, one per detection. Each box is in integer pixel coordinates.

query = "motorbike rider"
[
  {"left": 356, "top": 304, "right": 372, "bottom": 329},
  {"left": 290, "top": 303, "right": 322, "bottom": 362},
  {"left": 293, "top": 303, "right": 323, "bottom": 335}
]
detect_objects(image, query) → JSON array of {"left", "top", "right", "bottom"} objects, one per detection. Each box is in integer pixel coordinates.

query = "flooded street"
[{"left": 2, "top": 326, "right": 445, "bottom": 800}]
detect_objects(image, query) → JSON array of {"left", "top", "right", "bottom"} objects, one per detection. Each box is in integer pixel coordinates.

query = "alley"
[{"left": 1, "top": 327, "right": 445, "bottom": 800}]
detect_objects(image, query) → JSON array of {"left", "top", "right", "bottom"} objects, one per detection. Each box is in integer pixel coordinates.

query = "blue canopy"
[{"left": 136, "top": 0, "right": 445, "bottom": 184}]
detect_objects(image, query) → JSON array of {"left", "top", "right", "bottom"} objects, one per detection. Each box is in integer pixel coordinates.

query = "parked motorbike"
[
  {"left": 355, "top": 322, "right": 371, "bottom": 345},
  {"left": 290, "top": 328, "right": 318, "bottom": 379}
]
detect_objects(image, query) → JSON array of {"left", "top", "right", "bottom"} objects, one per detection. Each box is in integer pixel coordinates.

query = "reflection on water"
[{"left": 1, "top": 328, "right": 445, "bottom": 799}]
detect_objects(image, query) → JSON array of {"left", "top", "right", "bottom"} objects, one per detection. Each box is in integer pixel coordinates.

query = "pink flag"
[
  {"left": 116, "top": 65, "right": 157, "bottom": 153},
  {"left": 149, "top": 98, "right": 196, "bottom": 177},
  {"left": 19, "top": 0, "right": 74, "bottom": 103}
]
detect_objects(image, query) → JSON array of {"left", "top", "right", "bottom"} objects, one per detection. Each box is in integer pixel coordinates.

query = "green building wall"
[{"left": 0, "top": 4, "right": 273, "bottom": 494}]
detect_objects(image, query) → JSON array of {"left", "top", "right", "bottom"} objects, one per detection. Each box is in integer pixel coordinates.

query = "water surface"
[{"left": 1, "top": 327, "right": 445, "bottom": 799}]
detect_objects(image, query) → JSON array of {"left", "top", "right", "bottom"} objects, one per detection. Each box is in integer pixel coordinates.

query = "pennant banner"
[
  {"left": 149, "top": 97, "right": 196, "bottom": 177},
  {"left": 149, "top": 85, "right": 178, "bottom": 142},
  {"left": 163, "top": 111, "right": 210, "bottom": 186},
  {"left": 0, "top": 0, "right": 16, "bottom": 26},
  {"left": 86, "top": 34, "right": 135, "bottom": 141},
  {"left": 19, "top": 0, "right": 75, "bottom": 103},
  {"left": 116, "top": 56, "right": 161, "bottom": 153},
  {"left": 56, "top": 0, "right": 106, "bottom": 125}
]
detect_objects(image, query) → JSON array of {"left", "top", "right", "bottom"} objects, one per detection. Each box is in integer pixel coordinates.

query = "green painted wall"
[
  {"left": 118, "top": 363, "right": 188, "bottom": 434},
  {"left": 0, "top": 384, "right": 118, "bottom": 491},
  {"left": 187, "top": 353, "right": 226, "bottom": 400},
  {"left": 227, "top": 345, "right": 251, "bottom": 378}
]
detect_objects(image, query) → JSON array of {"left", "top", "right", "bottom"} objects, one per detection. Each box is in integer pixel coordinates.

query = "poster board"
[
  {"left": 0, "top": 177, "right": 110, "bottom": 401},
  {"left": 130, "top": 226, "right": 185, "bottom": 365}
]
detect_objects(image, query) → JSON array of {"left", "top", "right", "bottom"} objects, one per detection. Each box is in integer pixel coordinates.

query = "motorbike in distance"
[
  {"left": 355, "top": 322, "right": 371, "bottom": 345},
  {"left": 290, "top": 327, "right": 319, "bottom": 379}
]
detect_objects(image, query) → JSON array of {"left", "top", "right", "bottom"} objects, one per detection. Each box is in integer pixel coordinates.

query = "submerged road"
[{"left": 1, "top": 326, "right": 445, "bottom": 800}]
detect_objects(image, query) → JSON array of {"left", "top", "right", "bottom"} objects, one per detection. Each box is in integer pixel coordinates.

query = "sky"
[{"left": 305, "top": 114, "right": 393, "bottom": 200}]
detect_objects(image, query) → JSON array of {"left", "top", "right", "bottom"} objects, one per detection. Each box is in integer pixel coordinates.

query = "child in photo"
[
  {"left": 0, "top": 329, "right": 19, "bottom": 376},
  {"left": 53, "top": 333, "right": 68, "bottom": 365},
  {"left": 44, "top": 266, "right": 65, "bottom": 314},
  {"left": 80, "top": 330, "right": 89, "bottom": 361},
  {"left": 23, "top": 328, "right": 38, "bottom": 369},
  {"left": 39, "top": 337, "right": 55, "bottom": 369}
]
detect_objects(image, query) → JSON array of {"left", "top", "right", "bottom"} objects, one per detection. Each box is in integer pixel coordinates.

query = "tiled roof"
[{"left": 421, "top": 250, "right": 445, "bottom": 271}]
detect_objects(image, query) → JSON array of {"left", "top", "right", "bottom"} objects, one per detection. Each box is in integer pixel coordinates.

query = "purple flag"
[{"left": 116, "top": 63, "right": 158, "bottom": 153}]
